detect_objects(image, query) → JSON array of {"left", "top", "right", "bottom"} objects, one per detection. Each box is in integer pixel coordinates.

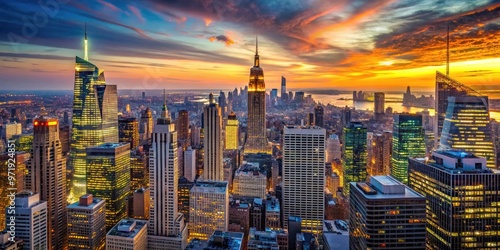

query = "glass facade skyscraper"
[
  {"left": 391, "top": 114, "right": 426, "bottom": 184},
  {"left": 69, "top": 31, "right": 118, "bottom": 202},
  {"left": 342, "top": 122, "right": 368, "bottom": 196},
  {"left": 409, "top": 151, "right": 500, "bottom": 250},
  {"left": 86, "top": 143, "right": 130, "bottom": 230},
  {"left": 434, "top": 71, "right": 481, "bottom": 148},
  {"left": 440, "top": 96, "right": 495, "bottom": 168}
]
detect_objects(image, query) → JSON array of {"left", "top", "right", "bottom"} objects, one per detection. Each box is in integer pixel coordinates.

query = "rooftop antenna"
[
  {"left": 84, "top": 22, "right": 88, "bottom": 61},
  {"left": 446, "top": 25, "right": 449, "bottom": 76}
]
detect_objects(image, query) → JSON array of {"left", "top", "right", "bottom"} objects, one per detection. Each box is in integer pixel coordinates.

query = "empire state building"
[{"left": 245, "top": 38, "right": 270, "bottom": 154}]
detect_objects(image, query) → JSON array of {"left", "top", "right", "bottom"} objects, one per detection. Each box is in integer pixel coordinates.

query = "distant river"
[{"left": 308, "top": 93, "right": 500, "bottom": 121}]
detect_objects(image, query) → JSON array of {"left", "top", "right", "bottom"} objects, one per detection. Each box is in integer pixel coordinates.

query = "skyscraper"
[
  {"left": 148, "top": 93, "right": 188, "bottom": 249},
  {"left": 342, "top": 122, "right": 367, "bottom": 196},
  {"left": 7, "top": 192, "right": 48, "bottom": 250},
  {"left": 184, "top": 146, "right": 196, "bottom": 182},
  {"left": 67, "top": 194, "right": 106, "bottom": 250},
  {"left": 69, "top": 27, "right": 118, "bottom": 202},
  {"left": 281, "top": 76, "right": 286, "bottom": 99},
  {"left": 369, "top": 132, "right": 392, "bottom": 176},
  {"left": 218, "top": 91, "right": 227, "bottom": 117},
  {"left": 340, "top": 106, "right": 352, "bottom": 128},
  {"left": 28, "top": 117, "right": 67, "bottom": 250},
  {"left": 86, "top": 143, "right": 130, "bottom": 230},
  {"left": 119, "top": 117, "right": 139, "bottom": 150},
  {"left": 106, "top": 219, "right": 148, "bottom": 250},
  {"left": 246, "top": 37, "right": 269, "bottom": 154},
  {"left": 203, "top": 93, "right": 224, "bottom": 181},
  {"left": 374, "top": 92, "right": 385, "bottom": 120},
  {"left": 409, "top": 150, "right": 500, "bottom": 250},
  {"left": 139, "top": 108, "right": 153, "bottom": 143},
  {"left": 177, "top": 110, "right": 190, "bottom": 149},
  {"left": 225, "top": 111, "right": 239, "bottom": 150},
  {"left": 434, "top": 71, "right": 481, "bottom": 148},
  {"left": 314, "top": 105, "right": 324, "bottom": 127},
  {"left": 391, "top": 114, "right": 425, "bottom": 183},
  {"left": 283, "top": 125, "right": 325, "bottom": 234},
  {"left": 440, "top": 96, "right": 495, "bottom": 168},
  {"left": 349, "top": 176, "right": 426, "bottom": 250},
  {"left": 326, "top": 134, "right": 341, "bottom": 162},
  {"left": 189, "top": 181, "right": 229, "bottom": 240}
]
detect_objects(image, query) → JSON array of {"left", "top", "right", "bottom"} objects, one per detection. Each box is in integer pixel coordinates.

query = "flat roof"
[
  {"left": 107, "top": 219, "right": 147, "bottom": 238},
  {"left": 67, "top": 198, "right": 104, "bottom": 210},
  {"left": 350, "top": 180, "right": 424, "bottom": 200},
  {"left": 192, "top": 181, "right": 228, "bottom": 193},
  {"left": 323, "top": 220, "right": 349, "bottom": 250}
]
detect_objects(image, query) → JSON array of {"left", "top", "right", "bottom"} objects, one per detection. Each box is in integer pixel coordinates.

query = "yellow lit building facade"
[
  {"left": 225, "top": 111, "right": 239, "bottom": 150},
  {"left": 409, "top": 150, "right": 500, "bottom": 250},
  {"left": 86, "top": 143, "right": 130, "bottom": 230}
]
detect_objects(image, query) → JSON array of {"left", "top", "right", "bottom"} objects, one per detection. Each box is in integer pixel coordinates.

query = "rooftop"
[
  {"left": 204, "top": 231, "right": 244, "bottom": 250},
  {"left": 351, "top": 175, "right": 424, "bottom": 200},
  {"left": 265, "top": 199, "right": 280, "bottom": 213},
  {"left": 192, "top": 181, "right": 228, "bottom": 193},
  {"left": 107, "top": 219, "right": 147, "bottom": 238},
  {"left": 323, "top": 220, "right": 349, "bottom": 250}
]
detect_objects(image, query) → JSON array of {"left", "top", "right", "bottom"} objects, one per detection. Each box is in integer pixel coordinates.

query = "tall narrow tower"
[
  {"left": 203, "top": 93, "right": 223, "bottom": 181},
  {"left": 246, "top": 37, "right": 270, "bottom": 154},
  {"left": 29, "top": 117, "right": 67, "bottom": 250},
  {"left": 148, "top": 91, "right": 188, "bottom": 249},
  {"left": 69, "top": 24, "right": 118, "bottom": 202}
]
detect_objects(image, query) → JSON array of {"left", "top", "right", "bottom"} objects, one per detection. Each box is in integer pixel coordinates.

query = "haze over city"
[{"left": 1, "top": 0, "right": 500, "bottom": 91}]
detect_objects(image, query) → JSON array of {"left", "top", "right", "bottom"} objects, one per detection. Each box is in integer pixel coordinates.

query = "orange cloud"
[{"left": 208, "top": 35, "right": 235, "bottom": 46}]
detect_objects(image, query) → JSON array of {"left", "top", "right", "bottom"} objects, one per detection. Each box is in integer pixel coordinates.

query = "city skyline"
[{"left": 0, "top": 1, "right": 499, "bottom": 91}]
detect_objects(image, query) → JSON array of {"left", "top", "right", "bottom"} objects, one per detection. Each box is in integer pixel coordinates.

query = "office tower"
[
  {"left": 374, "top": 92, "right": 385, "bottom": 120},
  {"left": 67, "top": 194, "right": 106, "bottom": 250},
  {"left": 184, "top": 146, "right": 196, "bottom": 182},
  {"left": 340, "top": 106, "right": 351, "bottom": 128},
  {"left": 178, "top": 177, "right": 193, "bottom": 223},
  {"left": 283, "top": 126, "right": 325, "bottom": 234},
  {"left": 188, "top": 231, "right": 244, "bottom": 250},
  {"left": 28, "top": 117, "right": 67, "bottom": 250},
  {"left": 190, "top": 126, "right": 201, "bottom": 146},
  {"left": 225, "top": 111, "right": 239, "bottom": 150},
  {"left": 369, "top": 132, "right": 392, "bottom": 176},
  {"left": 408, "top": 150, "right": 500, "bottom": 250},
  {"left": 294, "top": 91, "right": 305, "bottom": 103},
  {"left": 132, "top": 188, "right": 149, "bottom": 220},
  {"left": 307, "top": 113, "right": 315, "bottom": 126},
  {"left": 492, "top": 120, "right": 500, "bottom": 167},
  {"left": 349, "top": 176, "right": 426, "bottom": 250},
  {"left": 148, "top": 95, "right": 188, "bottom": 249},
  {"left": 391, "top": 114, "right": 425, "bottom": 183},
  {"left": 86, "top": 143, "right": 130, "bottom": 230},
  {"left": 139, "top": 108, "right": 153, "bottom": 142},
  {"left": 270, "top": 88, "right": 278, "bottom": 101},
  {"left": 106, "top": 219, "right": 148, "bottom": 250},
  {"left": 70, "top": 28, "right": 118, "bottom": 202},
  {"left": 342, "top": 122, "right": 367, "bottom": 196},
  {"left": 246, "top": 37, "right": 269, "bottom": 154},
  {"left": 250, "top": 198, "right": 264, "bottom": 231},
  {"left": 118, "top": 117, "right": 139, "bottom": 150},
  {"left": 326, "top": 134, "right": 341, "bottom": 162},
  {"left": 281, "top": 76, "right": 287, "bottom": 98},
  {"left": 2, "top": 122, "right": 22, "bottom": 140},
  {"left": 189, "top": 181, "right": 229, "bottom": 240},
  {"left": 177, "top": 110, "right": 190, "bottom": 149},
  {"left": 289, "top": 91, "right": 294, "bottom": 101},
  {"left": 6, "top": 192, "right": 47, "bottom": 250},
  {"left": 265, "top": 198, "right": 280, "bottom": 230},
  {"left": 314, "top": 105, "right": 324, "bottom": 127},
  {"left": 59, "top": 124, "right": 70, "bottom": 155},
  {"left": 434, "top": 71, "right": 481, "bottom": 148},
  {"left": 63, "top": 111, "right": 70, "bottom": 125},
  {"left": 440, "top": 96, "right": 495, "bottom": 168},
  {"left": 130, "top": 148, "right": 148, "bottom": 192},
  {"left": 219, "top": 91, "right": 227, "bottom": 117},
  {"left": 203, "top": 93, "right": 224, "bottom": 180},
  {"left": 233, "top": 163, "right": 267, "bottom": 199}
]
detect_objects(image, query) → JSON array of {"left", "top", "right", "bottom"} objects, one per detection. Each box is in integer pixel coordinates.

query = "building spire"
[
  {"left": 161, "top": 89, "right": 168, "bottom": 118},
  {"left": 84, "top": 22, "right": 88, "bottom": 61},
  {"left": 446, "top": 25, "right": 449, "bottom": 76},
  {"left": 254, "top": 36, "right": 260, "bottom": 67}
]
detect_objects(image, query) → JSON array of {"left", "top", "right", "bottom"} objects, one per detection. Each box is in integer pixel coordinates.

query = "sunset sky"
[{"left": 0, "top": 0, "right": 499, "bottom": 91}]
